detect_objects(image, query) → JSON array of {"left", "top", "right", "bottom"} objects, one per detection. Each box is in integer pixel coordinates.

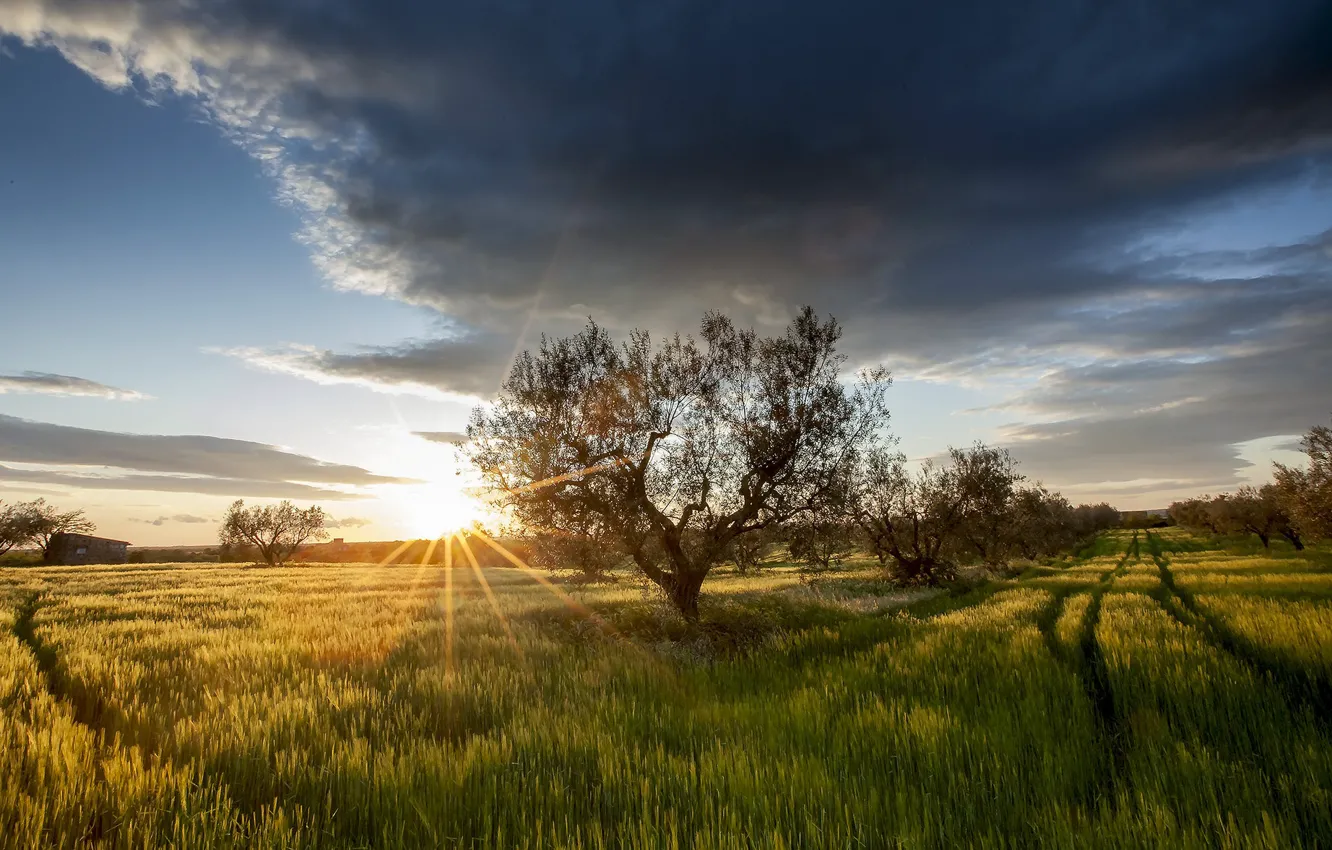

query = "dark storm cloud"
[
  {"left": 4, "top": 0, "right": 1332, "bottom": 495},
  {"left": 0, "top": 372, "right": 147, "bottom": 400},
  {"left": 219, "top": 331, "right": 512, "bottom": 400},
  {"left": 0, "top": 414, "right": 415, "bottom": 498}
]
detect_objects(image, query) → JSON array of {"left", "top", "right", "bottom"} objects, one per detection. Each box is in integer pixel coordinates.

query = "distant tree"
[
  {"left": 952, "top": 443, "right": 1024, "bottom": 565},
  {"left": 786, "top": 507, "right": 855, "bottom": 572},
  {"left": 1208, "top": 486, "right": 1300, "bottom": 549},
  {"left": 0, "top": 499, "right": 45, "bottom": 555},
  {"left": 1072, "top": 503, "right": 1121, "bottom": 537},
  {"left": 850, "top": 450, "right": 967, "bottom": 586},
  {"left": 1169, "top": 497, "right": 1217, "bottom": 534},
  {"left": 1009, "top": 486, "right": 1077, "bottom": 559},
  {"left": 528, "top": 512, "right": 623, "bottom": 582},
  {"left": 25, "top": 499, "right": 96, "bottom": 559},
  {"left": 726, "top": 526, "right": 777, "bottom": 574},
  {"left": 1274, "top": 418, "right": 1332, "bottom": 542},
  {"left": 219, "top": 500, "right": 328, "bottom": 567},
  {"left": 467, "top": 307, "right": 890, "bottom": 621}
]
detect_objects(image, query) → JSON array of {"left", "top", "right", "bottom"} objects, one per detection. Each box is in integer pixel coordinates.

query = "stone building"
[{"left": 45, "top": 533, "right": 130, "bottom": 565}]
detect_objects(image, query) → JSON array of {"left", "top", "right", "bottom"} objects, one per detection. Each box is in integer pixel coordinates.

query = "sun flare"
[{"left": 397, "top": 480, "right": 488, "bottom": 538}]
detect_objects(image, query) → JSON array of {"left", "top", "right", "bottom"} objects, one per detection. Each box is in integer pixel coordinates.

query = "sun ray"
[
  {"left": 469, "top": 528, "right": 625, "bottom": 643},
  {"left": 443, "top": 534, "right": 455, "bottom": 680},
  {"left": 378, "top": 538, "right": 418, "bottom": 567},
  {"left": 458, "top": 532, "right": 524, "bottom": 659},
  {"left": 409, "top": 535, "right": 441, "bottom": 597}
]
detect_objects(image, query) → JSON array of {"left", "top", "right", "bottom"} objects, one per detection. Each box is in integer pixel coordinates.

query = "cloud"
[
  {"left": 326, "top": 516, "right": 373, "bottom": 529},
  {"left": 413, "top": 431, "right": 469, "bottom": 445},
  {"left": 216, "top": 332, "right": 511, "bottom": 401},
  {"left": 0, "top": 465, "right": 367, "bottom": 500},
  {"left": 0, "top": 414, "right": 416, "bottom": 499},
  {"left": 131, "top": 514, "right": 212, "bottom": 526},
  {"left": 4, "top": 0, "right": 1330, "bottom": 498},
  {"left": 0, "top": 372, "right": 148, "bottom": 400}
]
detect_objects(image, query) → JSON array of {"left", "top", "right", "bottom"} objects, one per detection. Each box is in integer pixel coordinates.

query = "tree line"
[
  {"left": 0, "top": 498, "right": 95, "bottom": 561},
  {"left": 466, "top": 307, "right": 1120, "bottom": 621},
  {"left": 1169, "top": 419, "right": 1332, "bottom": 550}
]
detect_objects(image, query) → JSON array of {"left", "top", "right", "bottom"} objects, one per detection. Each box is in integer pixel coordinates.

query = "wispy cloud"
[
  {"left": 327, "top": 516, "right": 373, "bottom": 529},
  {"left": 0, "top": 414, "right": 418, "bottom": 500},
  {"left": 0, "top": 372, "right": 148, "bottom": 400},
  {"left": 130, "top": 514, "right": 212, "bottom": 526},
  {"left": 413, "top": 431, "right": 468, "bottom": 445}
]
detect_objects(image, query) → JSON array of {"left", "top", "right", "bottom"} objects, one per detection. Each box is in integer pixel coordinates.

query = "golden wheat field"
[{"left": 2, "top": 529, "right": 1331, "bottom": 849}]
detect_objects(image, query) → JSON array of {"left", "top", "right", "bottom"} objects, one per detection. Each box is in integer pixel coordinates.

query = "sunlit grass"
[{"left": 0, "top": 531, "right": 1330, "bottom": 847}]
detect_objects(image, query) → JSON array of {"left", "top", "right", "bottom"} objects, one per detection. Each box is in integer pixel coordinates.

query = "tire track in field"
[
  {"left": 10, "top": 591, "right": 117, "bottom": 844},
  {"left": 1143, "top": 532, "right": 1332, "bottom": 734},
  {"left": 1035, "top": 532, "right": 1138, "bottom": 809}
]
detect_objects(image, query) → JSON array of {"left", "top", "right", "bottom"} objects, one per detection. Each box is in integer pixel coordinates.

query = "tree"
[
  {"left": 952, "top": 443, "right": 1024, "bottom": 565},
  {"left": 850, "top": 450, "right": 967, "bottom": 586},
  {"left": 1169, "top": 497, "right": 1217, "bottom": 534},
  {"left": 467, "top": 307, "right": 890, "bottom": 621},
  {"left": 726, "top": 526, "right": 777, "bottom": 574},
  {"left": 786, "top": 508, "right": 854, "bottom": 572},
  {"left": 219, "top": 500, "right": 328, "bottom": 567},
  {"left": 25, "top": 499, "right": 96, "bottom": 560},
  {"left": 1009, "top": 486, "right": 1078, "bottom": 559},
  {"left": 1274, "top": 418, "right": 1332, "bottom": 542},
  {"left": 1208, "top": 486, "right": 1298, "bottom": 549},
  {"left": 0, "top": 499, "right": 44, "bottom": 556}
]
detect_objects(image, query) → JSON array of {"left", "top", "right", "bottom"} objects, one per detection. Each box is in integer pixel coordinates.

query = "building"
[{"left": 45, "top": 533, "right": 130, "bottom": 565}]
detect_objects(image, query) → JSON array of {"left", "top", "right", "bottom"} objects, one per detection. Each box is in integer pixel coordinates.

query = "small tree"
[
  {"left": 467, "top": 307, "right": 890, "bottom": 621},
  {"left": 786, "top": 510, "right": 854, "bottom": 572},
  {"left": 850, "top": 450, "right": 966, "bottom": 586},
  {"left": 219, "top": 500, "right": 328, "bottom": 567},
  {"left": 952, "top": 443, "right": 1024, "bottom": 565},
  {"left": 726, "top": 526, "right": 776, "bottom": 574},
  {"left": 1009, "top": 486, "right": 1077, "bottom": 559},
  {"left": 1274, "top": 418, "right": 1332, "bottom": 542}
]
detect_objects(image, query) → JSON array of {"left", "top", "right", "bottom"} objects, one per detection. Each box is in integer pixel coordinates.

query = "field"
[{"left": 2, "top": 530, "right": 1331, "bottom": 848}]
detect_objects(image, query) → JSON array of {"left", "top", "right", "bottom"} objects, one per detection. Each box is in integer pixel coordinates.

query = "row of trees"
[
  {"left": 466, "top": 307, "right": 1118, "bottom": 620},
  {"left": 0, "top": 498, "right": 95, "bottom": 560},
  {"left": 1170, "top": 418, "right": 1332, "bottom": 548}
]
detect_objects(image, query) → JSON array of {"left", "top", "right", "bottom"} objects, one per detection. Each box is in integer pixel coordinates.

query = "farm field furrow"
[{"left": 2, "top": 530, "right": 1331, "bottom": 848}]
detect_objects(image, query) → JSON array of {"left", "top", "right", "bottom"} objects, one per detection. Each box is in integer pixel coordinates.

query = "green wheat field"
[{"left": 3, "top": 529, "right": 1331, "bottom": 848}]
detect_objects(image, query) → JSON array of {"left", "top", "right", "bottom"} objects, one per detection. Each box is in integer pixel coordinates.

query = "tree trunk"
[
  {"left": 1256, "top": 531, "right": 1270, "bottom": 549},
  {"left": 1281, "top": 529, "right": 1305, "bottom": 550},
  {"left": 662, "top": 568, "right": 707, "bottom": 622}
]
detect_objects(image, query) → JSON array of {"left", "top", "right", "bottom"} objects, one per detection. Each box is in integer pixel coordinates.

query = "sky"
[{"left": 1, "top": 0, "right": 1329, "bottom": 546}]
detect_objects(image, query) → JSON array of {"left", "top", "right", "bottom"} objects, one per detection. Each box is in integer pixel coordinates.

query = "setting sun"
[{"left": 395, "top": 479, "right": 488, "bottom": 538}]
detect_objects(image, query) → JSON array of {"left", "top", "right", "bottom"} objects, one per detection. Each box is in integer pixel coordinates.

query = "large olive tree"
[{"left": 467, "top": 307, "right": 889, "bottom": 621}]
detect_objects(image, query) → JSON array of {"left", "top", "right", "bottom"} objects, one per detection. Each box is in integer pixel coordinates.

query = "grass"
[{"left": 0, "top": 531, "right": 1330, "bottom": 848}]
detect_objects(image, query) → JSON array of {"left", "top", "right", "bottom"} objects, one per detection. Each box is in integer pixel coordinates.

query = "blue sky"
[{"left": 1, "top": 2, "right": 1329, "bottom": 545}]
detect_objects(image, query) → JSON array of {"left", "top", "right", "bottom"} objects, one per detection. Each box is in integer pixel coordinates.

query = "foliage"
[
  {"left": 784, "top": 511, "right": 854, "bottom": 571},
  {"left": 1273, "top": 417, "right": 1332, "bottom": 541},
  {"left": 724, "top": 526, "right": 776, "bottom": 574},
  {"left": 467, "top": 307, "right": 890, "bottom": 620},
  {"left": 1170, "top": 486, "right": 1301, "bottom": 549},
  {"left": 0, "top": 499, "right": 43, "bottom": 555},
  {"left": 0, "top": 499, "right": 96, "bottom": 559},
  {"left": 217, "top": 500, "right": 328, "bottom": 567}
]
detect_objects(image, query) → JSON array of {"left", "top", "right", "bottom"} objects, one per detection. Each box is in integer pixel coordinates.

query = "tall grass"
[{"left": 1, "top": 533, "right": 1329, "bottom": 848}]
